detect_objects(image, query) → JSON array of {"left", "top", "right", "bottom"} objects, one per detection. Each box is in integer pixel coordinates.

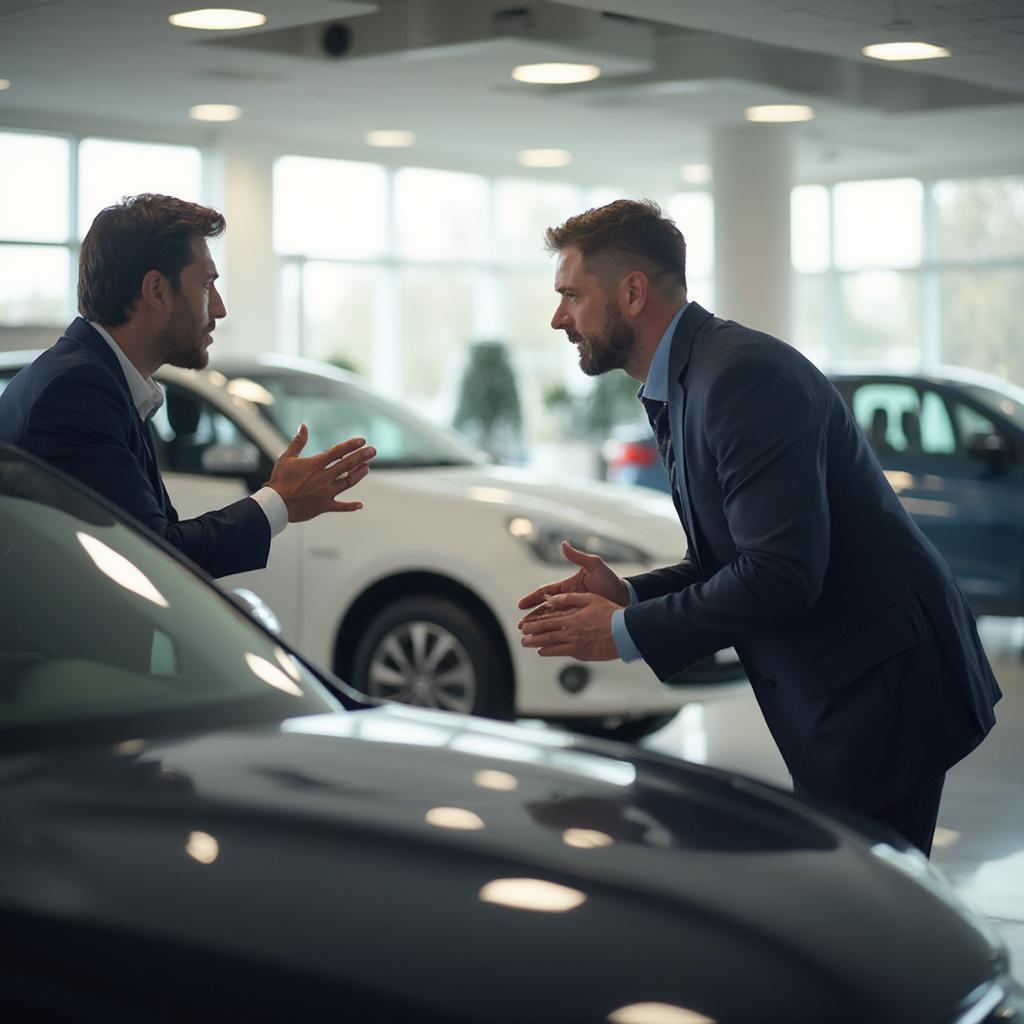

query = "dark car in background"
[
  {"left": 606, "top": 367, "right": 1024, "bottom": 617},
  {"left": 1, "top": 441, "right": 1022, "bottom": 1022}
]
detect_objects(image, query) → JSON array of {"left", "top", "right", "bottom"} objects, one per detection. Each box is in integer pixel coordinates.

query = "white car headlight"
[{"left": 508, "top": 516, "right": 651, "bottom": 566}]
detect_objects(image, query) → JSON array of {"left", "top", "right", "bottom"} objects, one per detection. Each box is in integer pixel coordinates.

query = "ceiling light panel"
[
  {"left": 365, "top": 129, "right": 416, "bottom": 148},
  {"left": 517, "top": 148, "right": 571, "bottom": 168},
  {"left": 745, "top": 104, "right": 815, "bottom": 123},
  {"left": 169, "top": 9, "right": 267, "bottom": 31},
  {"left": 862, "top": 41, "right": 951, "bottom": 61},
  {"left": 189, "top": 103, "right": 243, "bottom": 121},
  {"left": 512, "top": 62, "right": 601, "bottom": 85}
]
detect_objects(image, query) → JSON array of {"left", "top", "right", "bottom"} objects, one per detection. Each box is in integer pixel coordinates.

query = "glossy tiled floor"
[{"left": 642, "top": 616, "right": 1024, "bottom": 976}]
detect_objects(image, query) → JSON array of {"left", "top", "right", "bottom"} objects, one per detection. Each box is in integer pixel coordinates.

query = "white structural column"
[
  {"left": 211, "top": 140, "right": 278, "bottom": 356},
  {"left": 710, "top": 126, "right": 793, "bottom": 341}
]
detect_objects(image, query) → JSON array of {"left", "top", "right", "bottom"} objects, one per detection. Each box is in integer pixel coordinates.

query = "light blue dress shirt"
[{"left": 610, "top": 302, "right": 688, "bottom": 663}]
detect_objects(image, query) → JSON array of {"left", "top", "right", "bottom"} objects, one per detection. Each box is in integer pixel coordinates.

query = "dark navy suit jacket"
[
  {"left": 0, "top": 318, "right": 270, "bottom": 579},
  {"left": 623, "top": 303, "right": 1001, "bottom": 810}
]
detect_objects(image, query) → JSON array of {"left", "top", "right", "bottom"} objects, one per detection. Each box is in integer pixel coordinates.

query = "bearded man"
[
  {"left": 0, "top": 194, "right": 374, "bottom": 578},
  {"left": 518, "top": 198, "right": 1000, "bottom": 856}
]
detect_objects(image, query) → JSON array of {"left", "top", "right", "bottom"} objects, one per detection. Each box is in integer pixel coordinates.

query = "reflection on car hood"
[
  {"left": 0, "top": 705, "right": 999, "bottom": 1023},
  {"left": 375, "top": 464, "right": 683, "bottom": 551}
]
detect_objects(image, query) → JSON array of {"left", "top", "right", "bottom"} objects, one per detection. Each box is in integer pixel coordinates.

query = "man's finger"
[
  {"left": 329, "top": 499, "right": 364, "bottom": 512},
  {"left": 521, "top": 615, "right": 573, "bottom": 639},
  {"left": 319, "top": 436, "right": 368, "bottom": 466},
  {"left": 546, "top": 592, "right": 592, "bottom": 610},
  {"left": 536, "top": 643, "right": 580, "bottom": 658},
  {"left": 281, "top": 423, "right": 308, "bottom": 459},
  {"left": 332, "top": 464, "right": 371, "bottom": 491},
  {"left": 517, "top": 577, "right": 574, "bottom": 610},
  {"left": 561, "top": 541, "right": 601, "bottom": 568}
]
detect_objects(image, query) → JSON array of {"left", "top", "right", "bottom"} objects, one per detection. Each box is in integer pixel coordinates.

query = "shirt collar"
[
  {"left": 89, "top": 321, "right": 165, "bottom": 421},
  {"left": 639, "top": 301, "right": 688, "bottom": 404}
]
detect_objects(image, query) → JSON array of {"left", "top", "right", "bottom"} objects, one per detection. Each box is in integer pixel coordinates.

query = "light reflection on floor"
[{"left": 642, "top": 616, "right": 1024, "bottom": 976}]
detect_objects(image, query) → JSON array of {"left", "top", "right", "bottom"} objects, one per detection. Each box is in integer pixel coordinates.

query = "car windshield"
[
  {"left": 0, "top": 447, "right": 341, "bottom": 752},
  {"left": 959, "top": 383, "right": 1024, "bottom": 433},
  {"left": 222, "top": 367, "right": 487, "bottom": 469}
]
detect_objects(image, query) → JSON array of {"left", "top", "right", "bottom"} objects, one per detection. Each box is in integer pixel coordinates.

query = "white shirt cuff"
[{"left": 251, "top": 486, "right": 288, "bottom": 537}]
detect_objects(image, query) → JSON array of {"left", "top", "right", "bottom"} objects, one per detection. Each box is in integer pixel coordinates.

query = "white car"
[{"left": 0, "top": 352, "right": 743, "bottom": 738}]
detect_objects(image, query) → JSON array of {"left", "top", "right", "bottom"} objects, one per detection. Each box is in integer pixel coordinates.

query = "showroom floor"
[{"left": 643, "top": 616, "right": 1024, "bottom": 976}]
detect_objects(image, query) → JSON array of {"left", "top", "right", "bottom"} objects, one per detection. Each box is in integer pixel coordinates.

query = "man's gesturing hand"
[
  {"left": 517, "top": 540, "right": 630, "bottom": 612},
  {"left": 518, "top": 592, "right": 618, "bottom": 661},
  {"left": 268, "top": 424, "right": 376, "bottom": 522}
]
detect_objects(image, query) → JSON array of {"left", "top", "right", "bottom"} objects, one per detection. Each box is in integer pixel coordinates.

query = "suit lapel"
[
  {"left": 666, "top": 303, "right": 715, "bottom": 571},
  {"left": 63, "top": 318, "right": 174, "bottom": 518}
]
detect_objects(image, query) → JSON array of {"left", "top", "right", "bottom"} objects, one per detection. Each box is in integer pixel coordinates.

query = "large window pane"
[
  {"left": 834, "top": 179, "right": 922, "bottom": 270},
  {"left": 839, "top": 270, "right": 921, "bottom": 364},
  {"left": 791, "top": 185, "right": 829, "bottom": 274},
  {"left": 939, "top": 268, "right": 1024, "bottom": 386},
  {"left": 666, "top": 192, "right": 713, "bottom": 280},
  {"left": 792, "top": 272, "right": 828, "bottom": 366},
  {"left": 400, "top": 268, "right": 477, "bottom": 409},
  {"left": 78, "top": 139, "right": 202, "bottom": 238},
  {"left": 933, "top": 176, "right": 1024, "bottom": 263},
  {"left": 495, "top": 179, "right": 579, "bottom": 264},
  {"left": 303, "top": 262, "right": 380, "bottom": 375},
  {"left": 502, "top": 272, "right": 566, "bottom": 438},
  {"left": 0, "top": 245, "right": 70, "bottom": 325},
  {"left": 395, "top": 168, "right": 488, "bottom": 262},
  {"left": 274, "top": 156, "right": 387, "bottom": 260},
  {"left": 0, "top": 132, "right": 70, "bottom": 242}
]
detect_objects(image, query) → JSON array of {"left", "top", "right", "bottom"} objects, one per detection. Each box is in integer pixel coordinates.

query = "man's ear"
[
  {"left": 138, "top": 269, "right": 171, "bottom": 315},
  {"left": 620, "top": 271, "right": 650, "bottom": 317}
]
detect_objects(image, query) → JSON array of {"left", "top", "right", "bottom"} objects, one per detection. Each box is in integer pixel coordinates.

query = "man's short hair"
[
  {"left": 544, "top": 198, "right": 687, "bottom": 296},
  {"left": 78, "top": 194, "right": 226, "bottom": 325}
]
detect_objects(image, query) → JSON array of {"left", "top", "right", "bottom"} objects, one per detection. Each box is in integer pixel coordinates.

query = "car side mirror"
[
  {"left": 200, "top": 441, "right": 262, "bottom": 477},
  {"left": 965, "top": 432, "right": 1008, "bottom": 469}
]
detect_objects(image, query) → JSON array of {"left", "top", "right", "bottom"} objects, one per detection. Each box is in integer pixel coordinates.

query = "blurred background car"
[
  {"left": 0, "top": 352, "right": 745, "bottom": 741},
  {"left": 604, "top": 367, "right": 1024, "bottom": 618},
  {"left": 1, "top": 440, "right": 1020, "bottom": 1024}
]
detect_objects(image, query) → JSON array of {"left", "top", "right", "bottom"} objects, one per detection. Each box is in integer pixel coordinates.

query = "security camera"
[{"left": 321, "top": 23, "right": 352, "bottom": 57}]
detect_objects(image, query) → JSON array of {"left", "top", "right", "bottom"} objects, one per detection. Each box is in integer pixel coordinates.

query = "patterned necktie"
[{"left": 640, "top": 395, "right": 678, "bottom": 499}]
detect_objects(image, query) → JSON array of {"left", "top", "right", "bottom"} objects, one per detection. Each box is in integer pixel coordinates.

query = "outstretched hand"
[
  {"left": 518, "top": 591, "right": 619, "bottom": 661},
  {"left": 517, "top": 540, "right": 629, "bottom": 612},
  {"left": 268, "top": 424, "right": 376, "bottom": 523}
]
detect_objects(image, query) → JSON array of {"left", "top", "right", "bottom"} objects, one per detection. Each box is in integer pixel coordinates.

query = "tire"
[
  {"left": 350, "top": 596, "right": 513, "bottom": 720},
  {"left": 556, "top": 711, "right": 679, "bottom": 742}
]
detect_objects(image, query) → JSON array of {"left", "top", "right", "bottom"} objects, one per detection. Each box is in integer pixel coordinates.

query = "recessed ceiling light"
[
  {"left": 512, "top": 62, "right": 601, "bottom": 85},
  {"left": 365, "top": 129, "right": 416, "bottom": 148},
  {"left": 0, "top": 79, "right": 10, "bottom": 91},
  {"left": 169, "top": 8, "right": 266, "bottom": 31},
  {"left": 680, "top": 163, "right": 711, "bottom": 185},
  {"left": 862, "top": 41, "right": 950, "bottom": 61},
  {"left": 189, "top": 103, "right": 242, "bottom": 122},
  {"left": 745, "top": 104, "right": 815, "bottom": 123},
  {"left": 517, "top": 148, "right": 571, "bottom": 168}
]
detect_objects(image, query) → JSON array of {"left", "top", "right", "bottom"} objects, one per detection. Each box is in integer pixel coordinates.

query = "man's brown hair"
[
  {"left": 78, "top": 194, "right": 226, "bottom": 325},
  {"left": 544, "top": 198, "right": 687, "bottom": 296}
]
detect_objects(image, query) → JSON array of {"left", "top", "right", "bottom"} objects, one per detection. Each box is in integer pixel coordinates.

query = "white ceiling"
[{"left": 0, "top": 0, "right": 1022, "bottom": 190}]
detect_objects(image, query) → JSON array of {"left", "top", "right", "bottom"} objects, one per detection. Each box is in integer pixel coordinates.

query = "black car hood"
[{"left": 0, "top": 705, "right": 1003, "bottom": 1023}]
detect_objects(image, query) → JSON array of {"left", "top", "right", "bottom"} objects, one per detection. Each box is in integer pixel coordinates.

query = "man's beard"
[
  {"left": 574, "top": 301, "right": 635, "bottom": 377},
  {"left": 163, "top": 302, "right": 211, "bottom": 371}
]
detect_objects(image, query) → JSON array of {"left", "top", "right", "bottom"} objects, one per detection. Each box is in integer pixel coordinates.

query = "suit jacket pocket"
[{"left": 816, "top": 603, "right": 919, "bottom": 691}]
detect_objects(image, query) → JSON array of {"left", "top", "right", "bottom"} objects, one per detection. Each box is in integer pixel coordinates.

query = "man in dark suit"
[
  {"left": 0, "top": 194, "right": 375, "bottom": 579},
  {"left": 518, "top": 199, "right": 1000, "bottom": 855}
]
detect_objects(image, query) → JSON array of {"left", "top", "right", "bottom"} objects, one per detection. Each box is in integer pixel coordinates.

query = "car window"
[
  {"left": 950, "top": 399, "right": 1002, "bottom": 449},
  {"left": 150, "top": 383, "right": 260, "bottom": 476},
  {"left": 231, "top": 368, "right": 486, "bottom": 468},
  {"left": 0, "top": 447, "right": 340, "bottom": 751},
  {"left": 959, "top": 383, "right": 1024, "bottom": 433},
  {"left": 851, "top": 383, "right": 955, "bottom": 456}
]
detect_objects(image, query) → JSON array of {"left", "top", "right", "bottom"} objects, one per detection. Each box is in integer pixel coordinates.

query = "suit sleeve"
[
  {"left": 623, "top": 356, "right": 830, "bottom": 681},
  {"left": 24, "top": 366, "right": 270, "bottom": 579}
]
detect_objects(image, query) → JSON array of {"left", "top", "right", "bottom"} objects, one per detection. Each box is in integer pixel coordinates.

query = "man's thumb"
[
  {"left": 562, "top": 540, "right": 598, "bottom": 567},
  {"left": 282, "top": 422, "right": 308, "bottom": 458}
]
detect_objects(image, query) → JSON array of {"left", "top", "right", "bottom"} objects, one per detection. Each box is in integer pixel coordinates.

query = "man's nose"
[
  {"left": 211, "top": 285, "right": 227, "bottom": 319},
  {"left": 551, "top": 304, "right": 570, "bottom": 330}
]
